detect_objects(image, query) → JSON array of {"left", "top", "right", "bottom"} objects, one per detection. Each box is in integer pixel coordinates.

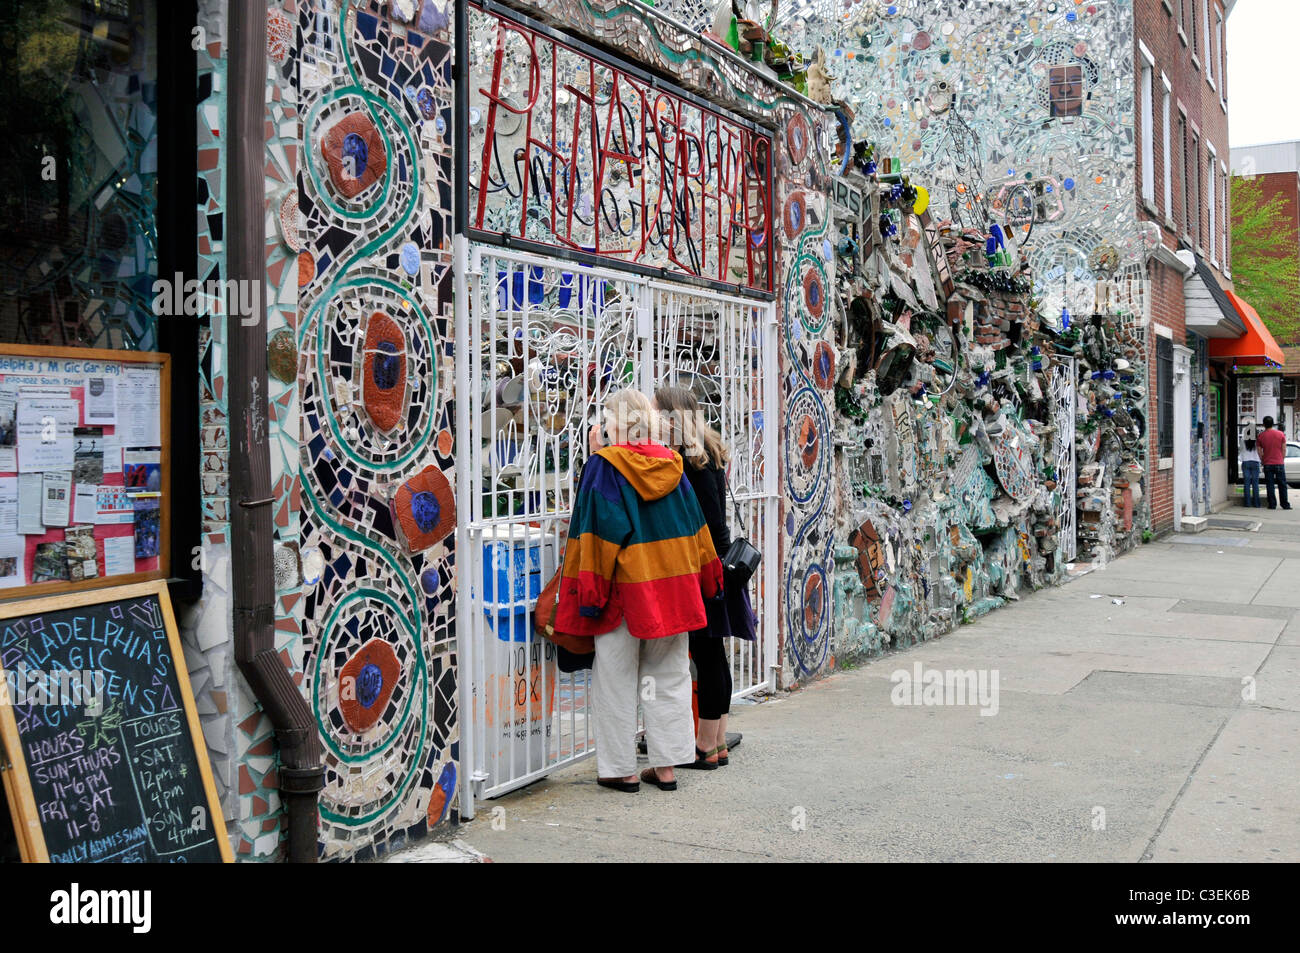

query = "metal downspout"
[{"left": 227, "top": 0, "right": 324, "bottom": 862}]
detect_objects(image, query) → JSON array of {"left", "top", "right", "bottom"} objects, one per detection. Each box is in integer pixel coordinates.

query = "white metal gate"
[
  {"left": 455, "top": 244, "right": 778, "bottom": 813},
  {"left": 1051, "top": 357, "right": 1078, "bottom": 563}
]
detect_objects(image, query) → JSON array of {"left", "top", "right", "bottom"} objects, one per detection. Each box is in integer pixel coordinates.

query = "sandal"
[
  {"left": 715, "top": 745, "right": 729, "bottom": 767},
  {"left": 597, "top": 777, "right": 640, "bottom": 793},
  {"left": 639, "top": 768, "right": 678, "bottom": 791},
  {"left": 677, "top": 746, "right": 719, "bottom": 770}
]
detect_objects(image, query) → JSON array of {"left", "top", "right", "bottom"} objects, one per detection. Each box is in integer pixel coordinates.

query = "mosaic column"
[{"left": 293, "top": 0, "right": 458, "bottom": 861}]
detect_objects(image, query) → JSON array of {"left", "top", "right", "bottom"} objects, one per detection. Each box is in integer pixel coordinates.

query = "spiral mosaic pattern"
[{"left": 296, "top": 0, "right": 458, "bottom": 859}]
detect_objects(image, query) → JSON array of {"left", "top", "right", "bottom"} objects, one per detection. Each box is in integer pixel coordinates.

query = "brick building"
[
  {"left": 1229, "top": 140, "right": 1300, "bottom": 443},
  {"left": 1135, "top": 0, "right": 1248, "bottom": 527}
]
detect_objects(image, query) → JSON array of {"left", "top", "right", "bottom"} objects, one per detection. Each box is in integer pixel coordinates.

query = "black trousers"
[
  {"left": 1264, "top": 464, "right": 1291, "bottom": 509},
  {"left": 690, "top": 633, "right": 732, "bottom": 720}
]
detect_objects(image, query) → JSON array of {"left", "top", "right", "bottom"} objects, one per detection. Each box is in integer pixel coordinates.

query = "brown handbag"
[{"left": 534, "top": 566, "right": 595, "bottom": 655}]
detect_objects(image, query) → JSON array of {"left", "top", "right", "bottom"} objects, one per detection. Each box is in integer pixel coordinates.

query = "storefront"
[{"left": 1212, "top": 291, "right": 1287, "bottom": 497}]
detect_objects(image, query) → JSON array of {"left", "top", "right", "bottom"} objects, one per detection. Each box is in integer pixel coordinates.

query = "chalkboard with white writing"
[{"left": 0, "top": 581, "right": 231, "bottom": 862}]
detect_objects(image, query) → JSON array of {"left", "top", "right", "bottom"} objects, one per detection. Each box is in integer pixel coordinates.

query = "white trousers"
[{"left": 591, "top": 622, "right": 694, "bottom": 778}]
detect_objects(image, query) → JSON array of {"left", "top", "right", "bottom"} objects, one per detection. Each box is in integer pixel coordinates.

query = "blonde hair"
[
  {"left": 653, "top": 385, "right": 729, "bottom": 469},
  {"left": 602, "top": 388, "right": 662, "bottom": 446}
]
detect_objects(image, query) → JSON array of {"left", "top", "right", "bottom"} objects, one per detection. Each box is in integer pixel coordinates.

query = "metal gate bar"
[{"left": 458, "top": 245, "right": 777, "bottom": 813}]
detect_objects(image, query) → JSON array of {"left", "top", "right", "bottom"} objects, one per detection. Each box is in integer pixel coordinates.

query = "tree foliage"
[{"left": 1230, "top": 175, "right": 1300, "bottom": 344}]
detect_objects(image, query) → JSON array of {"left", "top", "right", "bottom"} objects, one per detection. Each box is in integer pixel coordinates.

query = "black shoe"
[
  {"left": 677, "top": 746, "right": 719, "bottom": 770},
  {"left": 639, "top": 768, "right": 677, "bottom": 791},
  {"left": 597, "top": 777, "right": 640, "bottom": 793}
]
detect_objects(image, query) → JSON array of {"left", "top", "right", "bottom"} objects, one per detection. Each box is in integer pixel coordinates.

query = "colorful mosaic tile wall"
[
  {"left": 294, "top": 0, "right": 459, "bottom": 861},
  {"left": 770, "top": 0, "right": 1152, "bottom": 328},
  {"left": 175, "top": 0, "right": 236, "bottom": 847},
  {"left": 504, "top": 0, "right": 847, "bottom": 684},
  {"left": 226, "top": 0, "right": 314, "bottom": 862},
  {"left": 644, "top": 2, "right": 1151, "bottom": 676}
]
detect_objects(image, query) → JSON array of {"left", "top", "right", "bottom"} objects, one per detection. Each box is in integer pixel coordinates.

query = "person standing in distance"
[
  {"left": 1257, "top": 416, "right": 1291, "bottom": 510},
  {"left": 1240, "top": 419, "right": 1262, "bottom": 508}
]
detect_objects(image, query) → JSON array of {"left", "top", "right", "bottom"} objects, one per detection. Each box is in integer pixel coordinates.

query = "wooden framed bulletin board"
[
  {"left": 0, "top": 580, "right": 232, "bottom": 862},
  {"left": 0, "top": 344, "right": 171, "bottom": 600}
]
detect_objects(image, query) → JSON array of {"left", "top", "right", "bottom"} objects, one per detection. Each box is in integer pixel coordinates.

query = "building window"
[
  {"left": 1162, "top": 79, "right": 1173, "bottom": 217},
  {"left": 1210, "top": 383, "right": 1224, "bottom": 460},
  {"left": 1201, "top": 0, "right": 1211, "bottom": 78},
  {"left": 1221, "top": 161, "right": 1229, "bottom": 263},
  {"left": 1207, "top": 149, "right": 1217, "bottom": 261},
  {"left": 1218, "top": 12, "right": 1227, "bottom": 102},
  {"left": 1204, "top": 0, "right": 1214, "bottom": 84},
  {"left": 1157, "top": 336, "right": 1175, "bottom": 460},
  {"left": 1191, "top": 0, "right": 1199, "bottom": 60},
  {"left": 1049, "top": 65, "right": 1083, "bottom": 118},
  {"left": 1192, "top": 133, "right": 1202, "bottom": 245},
  {"left": 1141, "top": 63, "right": 1155, "bottom": 204},
  {"left": 1180, "top": 114, "right": 1190, "bottom": 234}
]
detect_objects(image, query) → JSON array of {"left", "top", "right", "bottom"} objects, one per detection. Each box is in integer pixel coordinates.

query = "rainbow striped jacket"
[{"left": 555, "top": 443, "right": 723, "bottom": 640}]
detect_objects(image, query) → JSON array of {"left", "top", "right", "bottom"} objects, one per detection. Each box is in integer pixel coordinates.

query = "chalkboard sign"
[{"left": 0, "top": 581, "right": 231, "bottom": 862}]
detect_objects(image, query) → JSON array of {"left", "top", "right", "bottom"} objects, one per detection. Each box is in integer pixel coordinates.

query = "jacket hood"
[{"left": 596, "top": 444, "right": 683, "bottom": 502}]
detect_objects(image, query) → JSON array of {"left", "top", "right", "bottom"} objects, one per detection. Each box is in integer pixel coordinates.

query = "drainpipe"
[{"left": 228, "top": 0, "right": 324, "bottom": 862}]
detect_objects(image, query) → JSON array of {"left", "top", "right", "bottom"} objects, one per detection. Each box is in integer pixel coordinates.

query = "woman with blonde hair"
[
  {"left": 653, "top": 385, "right": 756, "bottom": 769},
  {"left": 556, "top": 388, "right": 723, "bottom": 791}
]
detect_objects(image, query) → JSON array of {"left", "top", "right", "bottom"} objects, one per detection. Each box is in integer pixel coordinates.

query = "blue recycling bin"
[{"left": 482, "top": 531, "right": 547, "bottom": 642}]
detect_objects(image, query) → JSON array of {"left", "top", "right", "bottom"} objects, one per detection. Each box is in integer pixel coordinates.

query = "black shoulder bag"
[{"left": 721, "top": 469, "right": 762, "bottom": 588}]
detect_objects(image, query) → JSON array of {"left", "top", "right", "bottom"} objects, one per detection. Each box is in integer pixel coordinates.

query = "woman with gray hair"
[{"left": 556, "top": 389, "right": 724, "bottom": 792}]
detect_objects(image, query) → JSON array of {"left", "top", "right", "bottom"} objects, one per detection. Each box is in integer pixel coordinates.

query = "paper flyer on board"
[
  {"left": 16, "top": 397, "right": 78, "bottom": 472},
  {"left": 83, "top": 370, "right": 119, "bottom": 425},
  {"left": 95, "top": 485, "right": 135, "bottom": 524},
  {"left": 41, "top": 470, "right": 72, "bottom": 527},
  {"left": 0, "top": 475, "right": 16, "bottom": 534},
  {"left": 17, "top": 472, "right": 43, "bottom": 534},
  {"left": 0, "top": 535, "right": 24, "bottom": 589},
  {"left": 74, "top": 483, "right": 99, "bottom": 524},
  {"left": 116, "top": 365, "right": 162, "bottom": 446},
  {"left": 103, "top": 534, "right": 135, "bottom": 577}
]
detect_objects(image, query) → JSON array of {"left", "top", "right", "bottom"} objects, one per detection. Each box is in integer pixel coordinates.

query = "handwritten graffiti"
[{"left": 467, "top": 4, "right": 772, "bottom": 291}]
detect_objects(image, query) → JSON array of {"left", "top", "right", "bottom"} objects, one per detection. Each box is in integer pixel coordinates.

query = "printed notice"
[
  {"left": 74, "top": 483, "right": 99, "bottom": 524},
  {"left": 95, "top": 485, "right": 135, "bottom": 524},
  {"left": 0, "top": 475, "right": 16, "bottom": 534},
  {"left": 42, "top": 470, "right": 72, "bottom": 527},
  {"left": 16, "top": 398, "right": 78, "bottom": 472},
  {"left": 103, "top": 534, "right": 135, "bottom": 576},
  {"left": 115, "top": 365, "right": 162, "bottom": 447},
  {"left": 102, "top": 433, "right": 122, "bottom": 474},
  {"left": 17, "top": 472, "right": 43, "bottom": 534},
  {"left": 123, "top": 448, "right": 162, "bottom": 493},
  {"left": 84, "top": 370, "right": 119, "bottom": 425},
  {"left": 0, "top": 385, "right": 16, "bottom": 466},
  {"left": 0, "top": 535, "right": 23, "bottom": 589}
]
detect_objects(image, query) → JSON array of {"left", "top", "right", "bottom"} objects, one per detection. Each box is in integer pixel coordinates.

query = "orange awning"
[{"left": 1208, "top": 291, "right": 1286, "bottom": 367}]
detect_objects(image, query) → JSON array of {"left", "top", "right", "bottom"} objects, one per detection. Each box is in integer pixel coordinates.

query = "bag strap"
[{"left": 723, "top": 465, "right": 745, "bottom": 529}]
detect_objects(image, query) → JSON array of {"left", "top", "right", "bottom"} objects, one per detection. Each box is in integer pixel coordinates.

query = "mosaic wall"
[
  {"left": 294, "top": 0, "right": 459, "bottom": 861},
  {"left": 188, "top": 1, "right": 1163, "bottom": 860},
  {"left": 761, "top": 0, "right": 1153, "bottom": 329},
  {"left": 478, "top": 0, "right": 1147, "bottom": 685},
  {"left": 178, "top": 0, "right": 237, "bottom": 845},
  {"left": 225, "top": 0, "right": 315, "bottom": 861}
]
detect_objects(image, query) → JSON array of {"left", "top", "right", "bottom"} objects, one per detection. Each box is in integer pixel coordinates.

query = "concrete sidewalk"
[{"left": 449, "top": 506, "right": 1300, "bottom": 862}]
